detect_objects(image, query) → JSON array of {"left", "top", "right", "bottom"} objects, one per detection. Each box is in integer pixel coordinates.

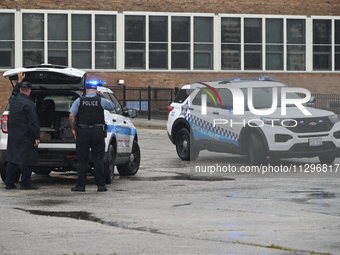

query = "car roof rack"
[{"left": 219, "top": 76, "right": 275, "bottom": 83}]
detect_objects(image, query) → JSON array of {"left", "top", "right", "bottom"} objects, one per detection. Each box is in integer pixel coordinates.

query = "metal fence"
[
  {"left": 108, "top": 86, "right": 340, "bottom": 119},
  {"left": 108, "top": 86, "right": 177, "bottom": 119},
  {"left": 310, "top": 93, "right": 340, "bottom": 115}
]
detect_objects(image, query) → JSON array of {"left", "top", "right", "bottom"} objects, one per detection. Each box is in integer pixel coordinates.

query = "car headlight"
[
  {"left": 260, "top": 117, "right": 281, "bottom": 126},
  {"left": 260, "top": 117, "right": 297, "bottom": 127},
  {"left": 328, "top": 115, "right": 339, "bottom": 124}
]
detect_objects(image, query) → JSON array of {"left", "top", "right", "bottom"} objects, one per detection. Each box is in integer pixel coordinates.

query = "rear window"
[{"left": 43, "top": 95, "right": 77, "bottom": 111}]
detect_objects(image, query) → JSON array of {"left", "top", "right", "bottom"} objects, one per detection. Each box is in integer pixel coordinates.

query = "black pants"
[
  {"left": 75, "top": 128, "right": 106, "bottom": 188},
  {"left": 6, "top": 161, "right": 33, "bottom": 188}
]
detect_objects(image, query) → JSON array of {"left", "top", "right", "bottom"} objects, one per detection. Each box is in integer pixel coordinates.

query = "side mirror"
[
  {"left": 123, "top": 107, "right": 138, "bottom": 118},
  {"left": 307, "top": 96, "right": 316, "bottom": 106}
]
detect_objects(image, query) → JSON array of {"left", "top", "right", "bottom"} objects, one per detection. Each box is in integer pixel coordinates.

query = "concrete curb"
[{"left": 131, "top": 117, "right": 167, "bottom": 129}]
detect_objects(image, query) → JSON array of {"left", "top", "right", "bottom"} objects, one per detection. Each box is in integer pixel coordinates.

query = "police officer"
[
  {"left": 69, "top": 82, "right": 114, "bottom": 192},
  {"left": 5, "top": 72, "right": 40, "bottom": 190}
]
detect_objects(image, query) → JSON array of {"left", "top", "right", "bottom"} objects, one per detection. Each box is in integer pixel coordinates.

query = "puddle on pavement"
[
  {"left": 15, "top": 208, "right": 163, "bottom": 235},
  {"left": 290, "top": 189, "right": 335, "bottom": 201},
  {"left": 289, "top": 188, "right": 337, "bottom": 213},
  {"left": 121, "top": 175, "right": 234, "bottom": 181}
]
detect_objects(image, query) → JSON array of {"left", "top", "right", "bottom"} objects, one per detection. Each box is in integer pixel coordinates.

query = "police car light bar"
[
  {"left": 86, "top": 80, "right": 106, "bottom": 86},
  {"left": 219, "top": 76, "right": 275, "bottom": 82}
]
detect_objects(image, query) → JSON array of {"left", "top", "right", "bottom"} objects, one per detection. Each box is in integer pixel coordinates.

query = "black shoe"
[
  {"left": 97, "top": 186, "right": 107, "bottom": 192},
  {"left": 5, "top": 184, "right": 17, "bottom": 190},
  {"left": 71, "top": 186, "right": 85, "bottom": 192},
  {"left": 20, "top": 185, "right": 38, "bottom": 190}
]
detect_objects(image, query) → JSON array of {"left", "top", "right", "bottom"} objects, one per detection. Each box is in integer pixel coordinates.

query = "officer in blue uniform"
[{"left": 69, "top": 82, "right": 114, "bottom": 192}]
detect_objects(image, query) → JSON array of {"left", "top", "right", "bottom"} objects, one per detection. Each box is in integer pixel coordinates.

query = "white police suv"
[
  {"left": 0, "top": 64, "right": 140, "bottom": 183},
  {"left": 167, "top": 78, "right": 340, "bottom": 164}
]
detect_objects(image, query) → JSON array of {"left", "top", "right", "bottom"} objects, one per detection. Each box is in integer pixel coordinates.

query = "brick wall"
[
  {"left": 0, "top": 0, "right": 339, "bottom": 16},
  {"left": 0, "top": 0, "right": 339, "bottom": 110},
  {"left": 1, "top": 72, "right": 339, "bottom": 110}
]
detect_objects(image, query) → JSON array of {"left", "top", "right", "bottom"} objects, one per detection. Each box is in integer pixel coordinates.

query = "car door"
[{"left": 103, "top": 91, "right": 133, "bottom": 154}]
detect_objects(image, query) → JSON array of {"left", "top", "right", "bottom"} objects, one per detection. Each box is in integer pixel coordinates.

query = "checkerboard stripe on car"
[{"left": 186, "top": 114, "right": 239, "bottom": 142}]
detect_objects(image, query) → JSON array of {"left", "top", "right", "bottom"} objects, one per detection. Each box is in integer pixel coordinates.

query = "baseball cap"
[
  {"left": 20, "top": 81, "right": 32, "bottom": 89},
  {"left": 85, "top": 83, "right": 98, "bottom": 90}
]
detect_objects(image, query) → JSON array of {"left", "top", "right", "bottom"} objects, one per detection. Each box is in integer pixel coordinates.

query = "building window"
[
  {"left": 287, "top": 19, "right": 306, "bottom": 71},
  {"left": 313, "top": 19, "right": 332, "bottom": 70},
  {"left": 336, "top": 20, "right": 340, "bottom": 70},
  {"left": 95, "top": 15, "right": 116, "bottom": 69},
  {"left": 221, "top": 17, "right": 241, "bottom": 70},
  {"left": 48, "top": 14, "right": 68, "bottom": 66},
  {"left": 23, "top": 13, "right": 44, "bottom": 66},
  {"left": 72, "top": 14, "right": 92, "bottom": 68},
  {"left": 266, "top": 19, "right": 283, "bottom": 70},
  {"left": 244, "top": 18, "right": 262, "bottom": 70},
  {"left": 194, "top": 17, "right": 213, "bottom": 70},
  {"left": 171, "top": 16, "right": 190, "bottom": 69},
  {"left": 0, "top": 13, "right": 14, "bottom": 68},
  {"left": 125, "top": 15, "right": 146, "bottom": 69},
  {"left": 149, "top": 16, "right": 168, "bottom": 69}
]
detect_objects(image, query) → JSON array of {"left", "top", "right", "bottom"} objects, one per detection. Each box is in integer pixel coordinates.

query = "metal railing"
[
  {"left": 108, "top": 86, "right": 177, "bottom": 120},
  {"left": 311, "top": 93, "right": 340, "bottom": 115}
]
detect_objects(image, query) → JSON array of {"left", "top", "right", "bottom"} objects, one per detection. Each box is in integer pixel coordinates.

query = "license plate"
[{"left": 309, "top": 137, "right": 323, "bottom": 147}]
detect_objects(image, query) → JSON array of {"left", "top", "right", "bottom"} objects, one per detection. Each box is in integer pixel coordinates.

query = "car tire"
[
  {"left": 318, "top": 154, "right": 336, "bottom": 164},
  {"left": 104, "top": 143, "right": 116, "bottom": 184},
  {"left": 175, "top": 128, "right": 199, "bottom": 161},
  {"left": 117, "top": 141, "right": 140, "bottom": 176},
  {"left": 248, "top": 132, "right": 267, "bottom": 165}
]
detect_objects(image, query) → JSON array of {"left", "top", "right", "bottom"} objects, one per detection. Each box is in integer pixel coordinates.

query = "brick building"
[{"left": 0, "top": 0, "right": 339, "bottom": 111}]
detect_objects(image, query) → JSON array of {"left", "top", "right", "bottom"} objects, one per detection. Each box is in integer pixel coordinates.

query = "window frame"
[
  {"left": 16, "top": 9, "right": 118, "bottom": 71},
  {"left": 311, "top": 16, "right": 340, "bottom": 72},
  {"left": 0, "top": 10, "right": 16, "bottom": 69},
  {"left": 219, "top": 14, "right": 310, "bottom": 72},
  {"left": 0, "top": 10, "right": 339, "bottom": 74}
]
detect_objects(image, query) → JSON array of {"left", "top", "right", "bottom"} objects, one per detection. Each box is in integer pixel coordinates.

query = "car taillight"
[
  {"left": 1, "top": 115, "right": 9, "bottom": 133},
  {"left": 167, "top": 106, "right": 174, "bottom": 115}
]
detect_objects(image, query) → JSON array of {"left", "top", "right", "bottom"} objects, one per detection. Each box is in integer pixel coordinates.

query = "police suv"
[
  {"left": 0, "top": 64, "right": 140, "bottom": 183},
  {"left": 167, "top": 78, "right": 340, "bottom": 164}
]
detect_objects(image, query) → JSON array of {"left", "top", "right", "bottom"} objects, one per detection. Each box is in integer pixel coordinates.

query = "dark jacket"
[{"left": 6, "top": 88, "right": 40, "bottom": 166}]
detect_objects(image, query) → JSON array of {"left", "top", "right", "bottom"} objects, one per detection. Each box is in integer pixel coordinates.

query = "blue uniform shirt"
[{"left": 69, "top": 93, "right": 115, "bottom": 115}]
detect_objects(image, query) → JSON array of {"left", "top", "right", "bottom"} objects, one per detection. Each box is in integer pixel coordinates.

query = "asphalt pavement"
[{"left": 0, "top": 120, "right": 339, "bottom": 255}]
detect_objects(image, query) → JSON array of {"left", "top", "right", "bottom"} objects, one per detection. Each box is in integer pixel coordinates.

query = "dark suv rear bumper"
[{"left": 0, "top": 148, "right": 78, "bottom": 171}]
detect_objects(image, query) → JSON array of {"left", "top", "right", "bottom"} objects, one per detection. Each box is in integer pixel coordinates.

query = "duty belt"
[{"left": 77, "top": 124, "right": 105, "bottom": 129}]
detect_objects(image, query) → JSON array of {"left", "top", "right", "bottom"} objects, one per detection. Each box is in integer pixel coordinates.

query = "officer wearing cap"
[
  {"left": 5, "top": 72, "right": 40, "bottom": 190},
  {"left": 69, "top": 82, "right": 114, "bottom": 192}
]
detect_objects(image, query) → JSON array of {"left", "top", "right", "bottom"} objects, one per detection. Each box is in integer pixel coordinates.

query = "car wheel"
[
  {"left": 175, "top": 128, "right": 199, "bottom": 161},
  {"left": 117, "top": 141, "right": 140, "bottom": 176},
  {"left": 0, "top": 161, "right": 20, "bottom": 183},
  {"left": 318, "top": 154, "right": 336, "bottom": 164},
  {"left": 248, "top": 132, "right": 266, "bottom": 165},
  {"left": 104, "top": 143, "right": 116, "bottom": 184}
]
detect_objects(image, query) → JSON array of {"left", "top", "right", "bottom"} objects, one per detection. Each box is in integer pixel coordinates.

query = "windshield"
[
  {"left": 241, "top": 87, "right": 302, "bottom": 109},
  {"left": 191, "top": 86, "right": 305, "bottom": 110}
]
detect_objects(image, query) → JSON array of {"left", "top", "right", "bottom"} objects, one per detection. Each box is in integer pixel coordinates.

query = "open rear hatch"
[{"left": 3, "top": 64, "right": 86, "bottom": 90}]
